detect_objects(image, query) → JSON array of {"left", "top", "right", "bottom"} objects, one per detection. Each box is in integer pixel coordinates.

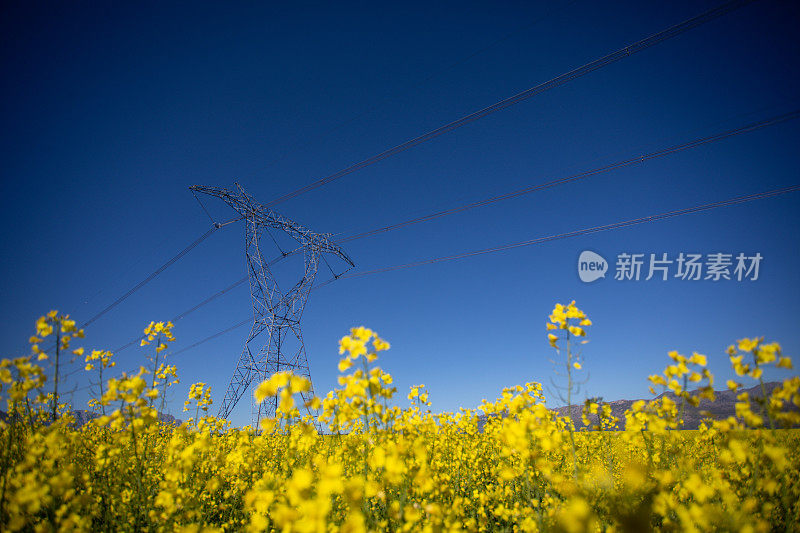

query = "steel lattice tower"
[{"left": 189, "top": 184, "right": 354, "bottom": 426}]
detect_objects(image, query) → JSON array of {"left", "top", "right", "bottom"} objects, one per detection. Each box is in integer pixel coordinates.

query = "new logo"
[{"left": 578, "top": 251, "right": 607, "bottom": 283}]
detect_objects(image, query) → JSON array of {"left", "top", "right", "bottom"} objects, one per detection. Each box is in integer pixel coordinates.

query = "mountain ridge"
[
  {"left": 552, "top": 381, "right": 795, "bottom": 430},
  {"left": 0, "top": 409, "right": 182, "bottom": 427}
]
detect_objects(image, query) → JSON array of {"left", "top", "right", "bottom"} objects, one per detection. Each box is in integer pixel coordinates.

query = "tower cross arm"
[
  {"left": 190, "top": 184, "right": 354, "bottom": 267},
  {"left": 189, "top": 185, "right": 258, "bottom": 221}
]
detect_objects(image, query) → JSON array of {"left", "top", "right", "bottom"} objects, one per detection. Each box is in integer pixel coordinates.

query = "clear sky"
[{"left": 1, "top": 0, "right": 799, "bottom": 427}]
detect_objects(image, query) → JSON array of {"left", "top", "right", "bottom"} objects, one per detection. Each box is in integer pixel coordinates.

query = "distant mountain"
[
  {"left": 68, "top": 409, "right": 182, "bottom": 427},
  {"left": 0, "top": 409, "right": 182, "bottom": 427},
  {"left": 477, "top": 382, "right": 796, "bottom": 431},
  {"left": 553, "top": 381, "right": 795, "bottom": 430}
]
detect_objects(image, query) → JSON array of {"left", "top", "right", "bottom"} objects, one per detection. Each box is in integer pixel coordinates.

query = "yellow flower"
[
  {"left": 289, "top": 375, "right": 311, "bottom": 392},
  {"left": 305, "top": 397, "right": 321, "bottom": 410},
  {"left": 6, "top": 311, "right": 799, "bottom": 533},
  {"left": 36, "top": 316, "right": 53, "bottom": 337},
  {"left": 351, "top": 326, "right": 373, "bottom": 343},
  {"left": 260, "top": 417, "right": 278, "bottom": 432},
  {"left": 271, "top": 372, "right": 289, "bottom": 388},
  {"left": 689, "top": 352, "right": 707, "bottom": 366},
  {"left": 254, "top": 380, "right": 277, "bottom": 403},
  {"left": 568, "top": 325, "right": 585, "bottom": 337},
  {"left": 738, "top": 337, "right": 760, "bottom": 352},
  {"left": 373, "top": 337, "right": 390, "bottom": 351}
]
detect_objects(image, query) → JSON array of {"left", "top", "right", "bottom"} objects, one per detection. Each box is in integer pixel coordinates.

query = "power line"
[
  {"left": 65, "top": 316, "right": 254, "bottom": 392},
  {"left": 111, "top": 277, "right": 248, "bottom": 354},
  {"left": 264, "top": 0, "right": 756, "bottom": 208},
  {"left": 171, "top": 317, "right": 253, "bottom": 358},
  {"left": 50, "top": 0, "right": 774, "bottom": 398},
  {"left": 61, "top": 316, "right": 253, "bottom": 395},
  {"left": 41, "top": 218, "right": 237, "bottom": 378},
  {"left": 192, "top": 190, "right": 217, "bottom": 224},
  {"left": 109, "top": 254, "right": 289, "bottom": 354},
  {"left": 337, "top": 109, "right": 800, "bottom": 243},
  {"left": 76, "top": 197, "right": 246, "bottom": 334},
  {"left": 39, "top": 223, "right": 222, "bottom": 360},
  {"left": 76, "top": 203, "right": 245, "bottom": 334},
  {"left": 99, "top": 106, "right": 799, "bottom": 357},
  {"left": 57, "top": 0, "right": 766, "bottom": 362},
  {"left": 77, "top": 233, "right": 174, "bottom": 313},
  {"left": 342, "top": 185, "right": 800, "bottom": 279},
  {"left": 258, "top": 1, "right": 577, "bottom": 174},
  {"left": 134, "top": 183, "right": 799, "bottom": 361},
  {"left": 80, "top": 226, "right": 220, "bottom": 330}
]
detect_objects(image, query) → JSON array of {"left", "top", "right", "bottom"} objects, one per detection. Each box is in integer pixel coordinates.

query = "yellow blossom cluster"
[
  {"left": 546, "top": 300, "right": 591, "bottom": 349},
  {"left": 140, "top": 320, "right": 176, "bottom": 352},
  {"left": 1, "top": 307, "right": 799, "bottom": 532}
]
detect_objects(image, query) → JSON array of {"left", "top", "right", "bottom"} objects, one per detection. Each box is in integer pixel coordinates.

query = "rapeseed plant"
[{"left": 0, "top": 305, "right": 798, "bottom": 531}]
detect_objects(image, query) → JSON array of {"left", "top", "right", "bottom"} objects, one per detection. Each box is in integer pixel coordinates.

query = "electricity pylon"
[{"left": 189, "top": 184, "right": 354, "bottom": 426}]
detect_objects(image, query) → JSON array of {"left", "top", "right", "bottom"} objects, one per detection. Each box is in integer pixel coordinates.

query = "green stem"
[
  {"left": 566, "top": 330, "right": 577, "bottom": 480},
  {"left": 753, "top": 351, "right": 775, "bottom": 430},
  {"left": 52, "top": 325, "right": 60, "bottom": 421},
  {"left": 0, "top": 415, "right": 17, "bottom": 521},
  {"left": 679, "top": 375, "right": 687, "bottom": 428},
  {"left": 127, "top": 404, "right": 147, "bottom": 529}
]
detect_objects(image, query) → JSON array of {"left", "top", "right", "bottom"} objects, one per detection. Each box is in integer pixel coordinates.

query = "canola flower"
[{"left": 0, "top": 306, "right": 799, "bottom": 532}]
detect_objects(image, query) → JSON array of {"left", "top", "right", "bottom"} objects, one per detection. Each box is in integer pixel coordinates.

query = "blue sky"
[{"left": 1, "top": 0, "right": 799, "bottom": 426}]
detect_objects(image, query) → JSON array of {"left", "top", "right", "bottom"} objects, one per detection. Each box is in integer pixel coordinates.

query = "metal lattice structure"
[{"left": 189, "top": 184, "right": 354, "bottom": 426}]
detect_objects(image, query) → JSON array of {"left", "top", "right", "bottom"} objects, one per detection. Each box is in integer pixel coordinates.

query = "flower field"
[{"left": 1, "top": 303, "right": 799, "bottom": 532}]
